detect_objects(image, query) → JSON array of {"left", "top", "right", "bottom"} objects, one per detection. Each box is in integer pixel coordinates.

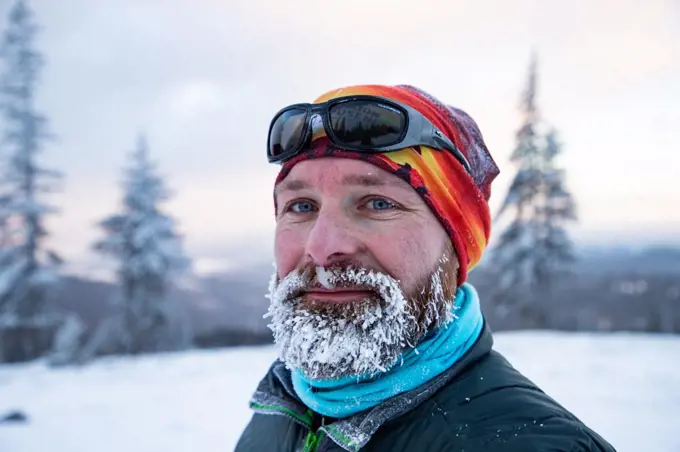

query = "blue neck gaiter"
[{"left": 291, "top": 282, "right": 484, "bottom": 418}]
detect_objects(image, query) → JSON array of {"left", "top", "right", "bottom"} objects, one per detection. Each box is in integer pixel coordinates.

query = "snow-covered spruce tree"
[
  {"left": 533, "top": 129, "right": 577, "bottom": 289},
  {"left": 89, "top": 134, "right": 191, "bottom": 356},
  {"left": 0, "top": 0, "right": 63, "bottom": 361},
  {"left": 489, "top": 56, "right": 577, "bottom": 328}
]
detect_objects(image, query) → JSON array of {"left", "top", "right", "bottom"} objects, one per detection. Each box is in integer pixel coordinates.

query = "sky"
[{"left": 0, "top": 0, "right": 679, "bottom": 278}]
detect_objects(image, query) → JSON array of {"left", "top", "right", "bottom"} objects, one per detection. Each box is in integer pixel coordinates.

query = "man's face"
[{"left": 267, "top": 157, "right": 459, "bottom": 379}]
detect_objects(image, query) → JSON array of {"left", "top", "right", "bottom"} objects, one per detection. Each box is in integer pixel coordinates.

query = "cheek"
[
  {"left": 368, "top": 225, "right": 445, "bottom": 290},
  {"left": 274, "top": 224, "right": 306, "bottom": 278}
]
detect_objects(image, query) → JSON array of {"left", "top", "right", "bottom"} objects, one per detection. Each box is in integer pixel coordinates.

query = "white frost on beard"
[
  {"left": 264, "top": 258, "right": 454, "bottom": 380},
  {"left": 316, "top": 266, "right": 334, "bottom": 289},
  {"left": 429, "top": 253, "right": 457, "bottom": 327}
]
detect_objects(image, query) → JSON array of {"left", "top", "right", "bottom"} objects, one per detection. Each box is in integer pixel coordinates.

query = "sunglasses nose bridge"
[{"left": 309, "top": 111, "right": 326, "bottom": 136}]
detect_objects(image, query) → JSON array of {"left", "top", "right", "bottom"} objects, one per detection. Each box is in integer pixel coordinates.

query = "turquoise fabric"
[{"left": 291, "top": 282, "right": 484, "bottom": 418}]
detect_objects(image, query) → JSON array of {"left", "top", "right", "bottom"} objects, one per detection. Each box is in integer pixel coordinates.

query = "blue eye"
[
  {"left": 367, "top": 198, "right": 395, "bottom": 211},
  {"left": 290, "top": 201, "right": 315, "bottom": 213}
]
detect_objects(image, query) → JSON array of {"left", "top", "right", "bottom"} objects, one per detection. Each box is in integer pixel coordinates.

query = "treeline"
[
  {"left": 470, "top": 265, "right": 680, "bottom": 334},
  {"left": 0, "top": 1, "right": 190, "bottom": 364}
]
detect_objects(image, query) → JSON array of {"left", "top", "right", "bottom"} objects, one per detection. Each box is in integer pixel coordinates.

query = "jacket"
[{"left": 235, "top": 321, "right": 617, "bottom": 451}]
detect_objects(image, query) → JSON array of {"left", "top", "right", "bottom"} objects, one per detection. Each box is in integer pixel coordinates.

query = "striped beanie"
[{"left": 274, "top": 84, "right": 500, "bottom": 285}]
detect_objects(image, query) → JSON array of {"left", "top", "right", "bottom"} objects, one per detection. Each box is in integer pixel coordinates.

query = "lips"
[{"left": 302, "top": 288, "right": 375, "bottom": 304}]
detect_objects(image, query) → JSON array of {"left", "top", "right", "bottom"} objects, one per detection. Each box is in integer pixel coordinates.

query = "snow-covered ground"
[{"left": 0, "top": 331, "right": 678, "bottom": 452}]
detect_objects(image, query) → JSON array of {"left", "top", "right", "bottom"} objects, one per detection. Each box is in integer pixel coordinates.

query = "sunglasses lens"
[
  {"left": 269, "top": 108, "right": 307, "bottom": 159},
  {"left": 329, "top": 101, "right": 405, "bottom": 148}
]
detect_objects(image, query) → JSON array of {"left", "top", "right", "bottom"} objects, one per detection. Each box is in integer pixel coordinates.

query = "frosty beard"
[{"left": 265, "top": 246, "right": 458, "bottom": 380}]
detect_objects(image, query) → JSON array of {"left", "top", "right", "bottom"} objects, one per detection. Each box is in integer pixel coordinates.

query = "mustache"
[{"left": 277, "top": 262, "right": 384, "bottom": 301}]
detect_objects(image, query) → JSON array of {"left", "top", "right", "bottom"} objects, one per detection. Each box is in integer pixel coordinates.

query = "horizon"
[{"left": 62, "top": 236, "right": 680, "bottom": 284}]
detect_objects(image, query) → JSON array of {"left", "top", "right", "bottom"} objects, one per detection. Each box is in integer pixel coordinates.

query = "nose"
[{"left": 305, "top": 206, "right": 362, "bottom": 267}]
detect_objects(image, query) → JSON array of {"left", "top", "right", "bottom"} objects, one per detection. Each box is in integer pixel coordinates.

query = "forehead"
[{"left": 275, "top": 158, "right": 415, "bottom": 196}]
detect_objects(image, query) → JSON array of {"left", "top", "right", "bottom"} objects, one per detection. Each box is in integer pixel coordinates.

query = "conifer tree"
[
  {"left": 88, "top": 135, "right": 191, "bottom": 356},
  {"left": 0, "top": 0, "right": 62, "bottom": 341},
  {"left": 490, "top": 56, "right": 577, "bottom": 327}
]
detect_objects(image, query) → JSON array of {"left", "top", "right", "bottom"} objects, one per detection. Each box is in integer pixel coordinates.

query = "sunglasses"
[{"left": 266, "top": 95, "right": 472, "bottom": 174}]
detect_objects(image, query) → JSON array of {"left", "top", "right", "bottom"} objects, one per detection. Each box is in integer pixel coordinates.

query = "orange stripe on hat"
[{"left": 275, "top": 84, "right": 500, "bottom": 285}]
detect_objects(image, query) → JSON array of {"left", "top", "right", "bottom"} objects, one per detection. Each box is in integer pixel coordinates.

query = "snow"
[{"left": 0, "top": 332, "right": 678, "bottom": 452}]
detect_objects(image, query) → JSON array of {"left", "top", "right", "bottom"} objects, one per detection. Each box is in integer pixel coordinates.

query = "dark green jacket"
[{"left": 235, "top": 322, "right": 616, "bottom": 451}]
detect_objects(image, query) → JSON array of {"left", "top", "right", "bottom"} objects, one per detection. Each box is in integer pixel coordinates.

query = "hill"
[{"left": 41, "top": 244, "right": 680, "bottom": 347}]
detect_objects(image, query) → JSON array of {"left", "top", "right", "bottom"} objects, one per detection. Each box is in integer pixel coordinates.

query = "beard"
[{"left": 265, "top": 245, "right": 458, "bottom": 380}]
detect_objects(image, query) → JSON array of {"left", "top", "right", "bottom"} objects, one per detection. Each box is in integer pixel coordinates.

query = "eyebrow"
[{"left": 275, "top": 173, "right": 403, "bottom": 195}]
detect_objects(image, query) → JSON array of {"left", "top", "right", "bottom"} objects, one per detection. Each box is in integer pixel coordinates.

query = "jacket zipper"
[
  {"left": 303, "top": 428, "right": 326, "bottom": 452},
  {"left": 251, "top": 403, "right": 327, "bottom": 452}
]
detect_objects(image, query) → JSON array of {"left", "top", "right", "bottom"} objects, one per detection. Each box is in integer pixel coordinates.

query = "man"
[{"left": 235, "top": 84, "right": 615, "bottom": 451}]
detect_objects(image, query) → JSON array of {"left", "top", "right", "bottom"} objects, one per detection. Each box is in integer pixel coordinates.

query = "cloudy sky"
[{"left": 1, "top": 0, "right": 678, "bottom": 277}]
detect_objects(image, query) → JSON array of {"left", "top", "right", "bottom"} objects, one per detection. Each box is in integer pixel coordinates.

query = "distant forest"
[{"left": 31, "top": 245, "right": 680, "bottom": 353}]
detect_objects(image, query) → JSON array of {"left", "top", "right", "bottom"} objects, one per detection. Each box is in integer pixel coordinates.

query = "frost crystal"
[{"left": 265, "top": 256, "right": 456, "bottom": 380}]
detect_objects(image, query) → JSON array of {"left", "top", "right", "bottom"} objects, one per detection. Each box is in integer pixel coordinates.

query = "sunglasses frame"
[{"left": 266, "top": 95, "right": 472, "bottom": 174}]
